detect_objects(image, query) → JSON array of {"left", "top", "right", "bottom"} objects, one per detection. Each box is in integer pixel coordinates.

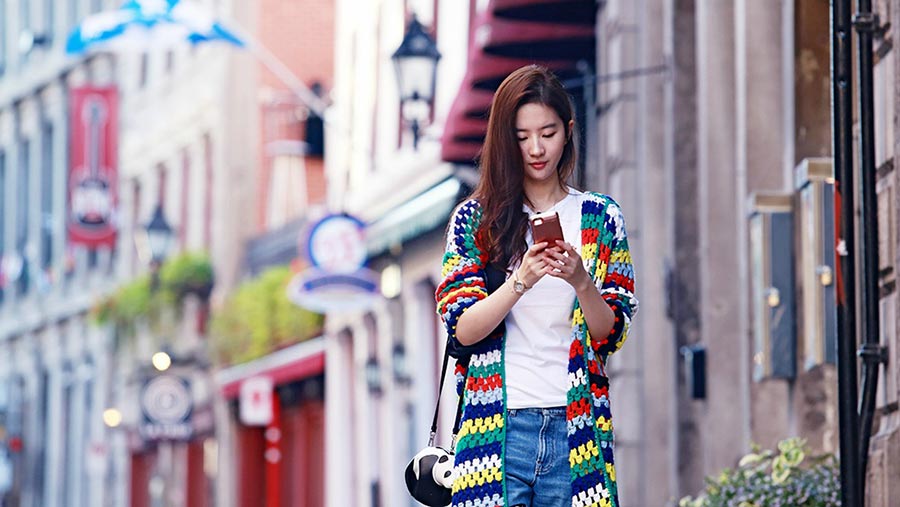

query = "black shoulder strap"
[
  {"left": 428, "top": 345, "right": 467, "bottom": 446},
  {"left": 429, "top": 264, "right": 504, "bottom": 446}
]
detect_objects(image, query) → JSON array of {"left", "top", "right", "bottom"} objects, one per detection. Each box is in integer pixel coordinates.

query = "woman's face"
[{"left": 515, "top": 102, "right": 571, "bottom": 186}]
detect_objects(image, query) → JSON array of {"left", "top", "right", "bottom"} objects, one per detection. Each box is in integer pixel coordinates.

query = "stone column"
[
  {"left": 667, "top": 0, "right": 705, "bottom": 497},
  {"left": 696, "top": 0, "right": 750, "bottom": 474},
  {"left": 736, "top": 0, "right": 792, "bottom": 451},
  {"left": 633, "top": 0, "right": 676, "bottom": 505},
  {"left": 595, "top": 2, "right": 647, "bottom": 506},
  {"left": 864, "top": 2, "right": 900, "bottom": 505}
]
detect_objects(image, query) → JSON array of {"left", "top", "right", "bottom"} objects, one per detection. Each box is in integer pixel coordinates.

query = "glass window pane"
[{"left": 41, "top": 122, "right": 53, "bottom": 269}]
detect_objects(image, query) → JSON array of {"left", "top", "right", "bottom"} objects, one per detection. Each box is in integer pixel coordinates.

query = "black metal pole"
[
  {"left": 831, "top": 0, "right": 863, "bottom": 505},
  {"left": 853, "top": 0, "right": 884, "bottom": 489}
]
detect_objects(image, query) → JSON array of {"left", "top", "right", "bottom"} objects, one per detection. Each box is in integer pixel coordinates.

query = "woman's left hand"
[{"left": 544, "top": 240, "right": 593, "bottom": 293}]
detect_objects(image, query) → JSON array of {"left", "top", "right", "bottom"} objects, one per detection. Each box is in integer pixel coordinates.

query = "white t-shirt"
[{"left": 505, "top": 188, "right": 588, "bottom": 409}]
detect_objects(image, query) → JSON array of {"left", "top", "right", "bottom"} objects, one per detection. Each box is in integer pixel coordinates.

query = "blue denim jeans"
[{"left": 505, "top": 407, "right": 570, "bottom": 507}]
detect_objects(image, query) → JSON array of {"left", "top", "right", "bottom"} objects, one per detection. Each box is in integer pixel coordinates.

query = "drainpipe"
[
  {"left": 830, "top": 0, "right": 863, "bottom": 505},
  {"left": 853, "top": 0, "right": 887, "bottom": 490}
]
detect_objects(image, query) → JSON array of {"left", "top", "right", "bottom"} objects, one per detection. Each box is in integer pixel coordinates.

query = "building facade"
[
  {"left": 211, "top": 0, "right": 335, "bottom": 505},
  {"left": 595, "top": 0, "right": 900, "bottom": 505},
  {"left": 0, "top": 0, "right": 260, "bottom": 506},
  {"left": 322, "top": 1, "right": 470, "bottom": 506},
  {"left": 0, "top": 1, "right": 124, "bottom": 506}
]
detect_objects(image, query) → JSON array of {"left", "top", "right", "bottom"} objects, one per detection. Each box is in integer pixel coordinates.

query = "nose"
[{"left": 528, "top": 135, "right": 545, "bottom": 157}]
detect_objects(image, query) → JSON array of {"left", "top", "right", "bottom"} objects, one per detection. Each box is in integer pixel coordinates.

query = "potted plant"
[
  {"left": 210, "top": 265, "right": 324, "bottom": 366},
  {"left": 159, "top": 252, "right": 215, "bottom": 299},
  {"left": 679, "top": 437, "right": 840, "bottom": 507}
]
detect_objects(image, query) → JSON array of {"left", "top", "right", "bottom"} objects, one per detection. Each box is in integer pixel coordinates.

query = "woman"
[{"left": 435, "top": 65, "right": 638, "bottom": 507}]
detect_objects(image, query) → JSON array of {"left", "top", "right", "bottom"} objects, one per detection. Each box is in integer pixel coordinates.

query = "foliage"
[
  {"left": 91, "top": 275, "right": 150, "bottom": 328},
  {"left": 90, "top": 251, "right": 213, "bottom": 334},
  {"left": 159, "top": 252, "right": 215, "bottom": 298},
  {"left": 679, "top": 438, "right": 840, "bottom": 507},
  {"left": 210, "top": 265, "right": 324, "bottom": 366}
]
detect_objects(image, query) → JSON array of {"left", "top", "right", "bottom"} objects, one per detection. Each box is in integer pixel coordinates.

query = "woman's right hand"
[{"left": 516, "top": 241, "right": 553, "bottom": 288}]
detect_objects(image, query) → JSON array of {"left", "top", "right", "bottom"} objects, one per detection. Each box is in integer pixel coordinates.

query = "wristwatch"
[{"left": 512, "top": 273, "right": 529, "bottom": 295}]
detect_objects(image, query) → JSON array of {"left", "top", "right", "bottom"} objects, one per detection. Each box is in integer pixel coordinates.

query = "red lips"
[{"left": 529, "top": 161, "right": 547, "bottom": 170}]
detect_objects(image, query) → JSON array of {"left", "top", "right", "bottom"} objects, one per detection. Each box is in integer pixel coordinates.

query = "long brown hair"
[{"left": 471, "top": 65, "right": 579, "bottom": 269}]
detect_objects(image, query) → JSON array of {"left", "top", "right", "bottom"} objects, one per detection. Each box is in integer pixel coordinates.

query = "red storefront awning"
[
  {"left": 479, "top": 10, "right": 594, "bottom": 60},
  {"left": 440, "top": 0, "right": 596, "bottom": 165},
  {"left": 493, "top": 0, "right": 598, "bottom": 25},
  {"left": 216, "top": 337, "right": 325, "bottom": 398}
]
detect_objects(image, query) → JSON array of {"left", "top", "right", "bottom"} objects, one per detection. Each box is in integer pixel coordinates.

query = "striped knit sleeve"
[
  {"left": 435, "top": 200, "right": 488, "bottom": 353},
  {"left": 593, "top": 199, "right": 639, "bottom": 357}
]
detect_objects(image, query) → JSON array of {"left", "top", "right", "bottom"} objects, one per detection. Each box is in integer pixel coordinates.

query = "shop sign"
[
  {"left": 239, "top": 376, "right": 274, "bottom": 427},
  {"left": 139, "top": 374, "right": 193, "bottom": 441},
  {"left": 288, "top": 214, "right": 379, "bottom": 312},
  {"left": 68, "top": 86, "right": 119, "bottom": 248}
]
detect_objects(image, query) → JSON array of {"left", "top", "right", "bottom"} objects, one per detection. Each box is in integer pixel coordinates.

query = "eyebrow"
[{"left": 515, "top": 123, "right": 559, "bottom": 132}]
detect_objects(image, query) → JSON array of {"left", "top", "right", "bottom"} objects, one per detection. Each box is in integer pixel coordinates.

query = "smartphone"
[{"left": 530, "top": 211, "right": 564, "bottom": 246}]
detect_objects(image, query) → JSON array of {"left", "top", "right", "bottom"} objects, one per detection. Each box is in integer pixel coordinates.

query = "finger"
[
  {"left": 528, "top": 242, "right": 549, "bottom": 254},
  {"left": 555, "top": 240, "right": 579, "bottom": 256},
  {"left": 545, "top": 249, "right": 567, "bottom": 262}
]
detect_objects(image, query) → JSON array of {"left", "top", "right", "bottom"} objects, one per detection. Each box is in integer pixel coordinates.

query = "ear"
[{"left": 567, "top": 119, "right": 575, "bottom": 141}]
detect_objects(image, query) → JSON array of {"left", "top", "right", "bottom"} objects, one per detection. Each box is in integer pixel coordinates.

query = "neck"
[{"left": 524, "top": 180, "right": 567, "bottom": 212}]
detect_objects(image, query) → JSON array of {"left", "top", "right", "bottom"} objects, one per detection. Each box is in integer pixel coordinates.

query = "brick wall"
[{"left": 256, "top": 0, "right": 336, "bottom": 229}]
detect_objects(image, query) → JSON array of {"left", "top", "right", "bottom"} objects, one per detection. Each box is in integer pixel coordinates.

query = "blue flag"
[{"left": 67, "top": 0, "right": 244, "bottom": 55}]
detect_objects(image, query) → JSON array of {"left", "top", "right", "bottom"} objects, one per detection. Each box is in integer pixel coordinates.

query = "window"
[
  {"left": 138, "top": 53, "right": 149, "bottom": 88},
  {"left": 40, "top": 122, "right": 53, "bottom": 270},
  {"left": 68, "top": 0, "right": 80, "bottom": 31},
  {"left": 44, "top": 0, "right": 54, "bottom": 45},
  {"left": 19, "top": 0, "right": 31, "bottom": 64},
  {"left": 33, "top": 370, "right": 49, "bottom": 506},
  {"left": 203, "top": 134, "right": 213, "bottom": 248},
  {"left": 131, "top": 181, "right": 142, "bottom": 273},
  {"left": 266, "top": 154, "right": 307, "bottom": 228},
  {"left": 0, "top": 150, "right": 5, "bottom": 303},
  {"left": 16, "top": 139, "right": 30, "bottom": 295},
  {"left": 0, "top": 0, "right": 7, "bottom": 76},
  {"left": 180, "top": 148, "right": 190, "bottom": 249}
]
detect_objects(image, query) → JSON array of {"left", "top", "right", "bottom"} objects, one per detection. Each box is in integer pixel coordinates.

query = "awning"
[
  {"left": 365, "top": 176, "right": 464, "bottom": 257},
  {"left": 478, "top": 9, "right": 595, "bottom": 60},
  {"left": 493, "top": 0, "right": 598, "bottom": 25},
  {"left": 216, "top": 337, "right": 325, "bottom": 399},
  {"left": 440, "top": 0, "right": 597, "bottom": 166},
  {"left": 468, "top": 53, "right": 580, "bottom": 91}
]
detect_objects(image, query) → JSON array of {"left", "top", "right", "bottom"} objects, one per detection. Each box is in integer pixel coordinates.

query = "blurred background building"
[{"left": 1, "top": 0, "right": 900, "bottom": 507}]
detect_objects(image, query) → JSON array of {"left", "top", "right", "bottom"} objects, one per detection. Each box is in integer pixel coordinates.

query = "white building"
[
  {"left": 0, "top": 1, "right": 122, "bottom": 506},
  {"left": 0, "top": 0, "right": 257, "bottom": 506},
  {"left": 323, "top": 1, "right": 470, "bottom": 506}
]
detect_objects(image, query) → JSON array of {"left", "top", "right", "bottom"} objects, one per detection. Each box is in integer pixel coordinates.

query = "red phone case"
[{"left": 531, "top": 212, "right": 564, "bottom": 245}]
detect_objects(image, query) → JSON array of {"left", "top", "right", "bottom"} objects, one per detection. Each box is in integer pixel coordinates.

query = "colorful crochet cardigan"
[{"left": 435, "top": 193, "right": 638, "bottom": 507}]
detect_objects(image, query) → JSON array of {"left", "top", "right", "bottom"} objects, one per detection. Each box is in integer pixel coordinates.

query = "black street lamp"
[
  {"left": 391, "top": 341, "right": 411, "bottom": 386},
  {"left": 391, "top": 15, "right": 441, "bottom": 150},
  {"left": 365, "top": 355, "right": 382, "bottom": 397},
  {"left": 139, "top": 204, "right": 174, "bottom": 290},
  {"left": 142, "top": 204, "right": 174, "bottom": 265}
]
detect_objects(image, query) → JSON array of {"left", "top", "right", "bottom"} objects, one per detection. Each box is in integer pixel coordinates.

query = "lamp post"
[
  {"left": 391, "top": 16, "right": 441, "bottom": 150},
  {"left": 138, "top": 204, "right": 174, "bottom": 289},
  {"left": 365, "top": 355, "right": 382, "bottom": 397}
]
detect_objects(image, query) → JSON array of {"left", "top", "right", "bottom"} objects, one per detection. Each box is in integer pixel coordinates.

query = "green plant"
[
  {"left": 159, "top": 252, "right": 215, "bottom": 298},
  {"left": 679, "top": 438, "right": 840, "bottom": 507},
  {"left": 90, "top": 251, "right": 213, "bottom": 335},
  {"left": 210, "top": 265, "right": 323, "bottom": 366},
  {"left": 90, "top": 275, "right": 172, "bottom": 335}
]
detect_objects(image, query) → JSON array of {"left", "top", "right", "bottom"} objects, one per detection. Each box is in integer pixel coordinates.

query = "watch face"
[{"left": 514, "top": 280, "right": 525, "bottom": 294}]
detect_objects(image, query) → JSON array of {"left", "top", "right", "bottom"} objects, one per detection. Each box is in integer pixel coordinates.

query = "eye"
[
  {"left": 517, "top": 137, "right": 527, "bottom": 142},
  {"left": 543, "top": 132, "right": 557, "bottom": 139}
]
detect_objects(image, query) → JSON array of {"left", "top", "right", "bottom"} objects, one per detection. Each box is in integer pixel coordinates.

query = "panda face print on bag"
[{"left": 405, "top": 446, "right": 456, "bottom": 506}]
